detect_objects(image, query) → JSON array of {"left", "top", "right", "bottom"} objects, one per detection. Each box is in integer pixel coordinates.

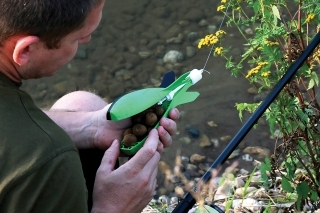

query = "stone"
[
  {"left": 164, "top": 25, "right": 182, "bottom": 39},
  {"left": 235, "top": 186, "right": 257, "bottom": 197},
  {"left": 190, "top": 154, "right": 206, "bottom": 164},
  {"left": 186, "top": 46, "right": 196, "bottom": 58},
  {"left": 74, "top": 48, "right": 87, "bottom": 59},
  {"left": 199, "top": 134, "right": 212, "bottom": 148},
  {"left": 198, "top": 19, "right": 209, "bottom": 27},
  {"left": 188, "top": 127, "right": 200, "bottom": 138},
  {"left": 163, "top": 50, "right": 184, "bottom": 64},
  {"left": 138, "top": 51, "right": 152, "bottom": 59},
  {"left": 220, "top": 135, "right": 231, "bottom": 141},
  {"left": 214, "top": 180, "right": 233, "bottom": 200},
  {"left": 174, "top": 186, "right": 185, "bottom": 197},
  {"left": 243, "top": 146, "right": 271, "bottom": 158},
  {"left": 241, "top": 198, "right": 262, "bottom": 212},
  {"left": 185, "top": 8, "right": 203, "bottom": 21},
  {"left": 158, "top": 161, "right": 171, "bottom": 174}
]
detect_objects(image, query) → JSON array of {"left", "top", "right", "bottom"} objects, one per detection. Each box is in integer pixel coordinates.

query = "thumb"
[{"left": 99, "top": 139, "right": 120, "bottom": 174}]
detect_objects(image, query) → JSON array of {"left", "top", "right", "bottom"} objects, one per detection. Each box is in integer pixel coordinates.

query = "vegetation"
[{"left": 198, "top": 0, "right": 320, "bottom": 210}]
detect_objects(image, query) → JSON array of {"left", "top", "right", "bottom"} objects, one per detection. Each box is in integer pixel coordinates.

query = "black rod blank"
[{"left": 172, "top": 32, "right": 320, "bottom": 213}]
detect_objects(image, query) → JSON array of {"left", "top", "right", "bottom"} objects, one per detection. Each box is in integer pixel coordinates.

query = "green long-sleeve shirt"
[{"left": 0, "top": 72, "right": 88, "bottom": 213}]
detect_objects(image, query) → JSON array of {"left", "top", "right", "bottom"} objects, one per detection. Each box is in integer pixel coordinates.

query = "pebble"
[
  {"left": 188, "top": 127, "right": 200, "bottom": 138},
  {"left": 211, "top": 138, "right": 219, "bottom": 147},
  {"left": 199, "top": 134, "right": 212, "bottom": 148},
  {"left": 198, "top": 19, "right": 209, "bottom": 27},
  {"left": 163, "top": 50, "right": 184, "bottom": 64},
  {"left": 207, "top": 121, "right": 218, "bottom": 127},
  {"left": 138, "top": 51, "right": 152, "bottom": 59},
  {"left": 243, "top": 146, "right": 271, "bottom": 158},
  {"left": 187, "top": 32, "right": 199, "bottom": 42},
  {"left": 241, "top": 198, "right": 262, "bottom": 212},
  {"left": 190, "top": 154, "right": 206, "bottom": 164},
  {"left": 174, "top": 186, "right": 185, "bottom": 197},
  {"left": 228, "top": 149, "right": 240, "bottom": 159},
  {"left": 207, "top": 25, "right": 217, "bottom": 34},
  {"left": 179, "top": 136, "right": 192, "bottom": 144},
  {"left": 186, "top": 46, "right": 196, "bottom": 58},
  {"left": 220, "top": 135, "right": 231, "bottom": 141},
  {"left": 245, "top": 28, "right": 254, "bottom": 35},
  {"left": 235, "top": 186, "right": 257, "bottom": 197}
]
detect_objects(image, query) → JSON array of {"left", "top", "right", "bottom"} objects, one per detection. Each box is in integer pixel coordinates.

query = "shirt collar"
[{"left": 0, "top": 72, "right": 22, "bottom": 88}]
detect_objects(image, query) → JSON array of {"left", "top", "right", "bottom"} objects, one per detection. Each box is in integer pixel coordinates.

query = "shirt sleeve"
[{"left": 0, "top": 150, "right": 89, "bottom": 213}]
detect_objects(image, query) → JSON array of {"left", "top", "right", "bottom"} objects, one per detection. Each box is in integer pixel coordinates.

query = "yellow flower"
[
  {"left": 209, "top": 36, "right": 219, "bottom": 44},
  {"left": 264, "top": 40, "right": 279, "bottom": 46},
  {"left": 214, "top": 47, "right": 223, "bottom": 55},
  {"left": 261, "top": 71, "right": 271, "bottom": 77},
  {"left": 246, "top": 67, "right": 259, "bottom": 78},
  {"left": 246, "top": 62, "right": 268, "bottom": 78},
  {"left": 221, "top": 0, "right": 227, "bottom": 3},
  {"left": 217, "top": 5, "right": 226, "bottom": 12},
  {"left": 198, "top": 34, "right": 219, "bottom": 48},
  {"left": 258, "top": 61, "right": 268, "bottom": 66},
  {"left": 215, "top": 30, "right": 227, "bottom": 37},
  {"left": 306, "top": 13, "right": 315, "bottom": 23}
]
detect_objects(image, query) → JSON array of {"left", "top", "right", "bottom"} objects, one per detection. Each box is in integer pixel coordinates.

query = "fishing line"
[{"left": 202, "top": 3, "right": 231, "bottom": 71}]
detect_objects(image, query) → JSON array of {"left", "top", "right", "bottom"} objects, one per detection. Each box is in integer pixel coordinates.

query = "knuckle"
[
  {"left": 143, "top": 147, "right": 156, "bottom": 158},
  {"left": 125, "top": 166, "right": 139, "bottom": 177},
  {"left": 140, "top": 176, "right": 150, "bottom": 186}
]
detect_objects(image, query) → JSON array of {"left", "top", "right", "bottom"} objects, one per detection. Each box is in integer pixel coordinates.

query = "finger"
[
  {"left": 157, "top": 141, "right": 164, "bottom": 153},
  {"left": 159, "top": 117, "right": 177, "bottom": 136},
  {"left": 157, "top": 126, "right": 172, "bottom": 148},
  {"left": 141, "top": 152, "right": 160, "bottom": 186},
  {"left": 168, "top": 108, "right": 180, "bottom": 120},
  {"left": 148, "top": 165, "right": 158, "bottom": 199},
  {"left": 98, "top": 139, "right": 120, "bottom": 174},
  {"left": 128, "top": 129, "right": 159, "bottom": 170}
]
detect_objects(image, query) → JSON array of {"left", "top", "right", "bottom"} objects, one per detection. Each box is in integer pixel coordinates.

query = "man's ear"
[{"left": 12, "top": 36, "right": 40, "bottom": 66}]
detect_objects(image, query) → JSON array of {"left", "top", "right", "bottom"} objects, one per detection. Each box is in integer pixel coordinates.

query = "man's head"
[
  {"left": 0, "top": 0, "right": 105, "bottom": 82},
  {"left": 0, "top": 0, "right": 103, "bottom": 49}
]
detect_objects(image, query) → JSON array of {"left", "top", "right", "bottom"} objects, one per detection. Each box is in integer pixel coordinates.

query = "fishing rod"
[{"left": 172, "top": 31, "right": 320, "bottom": 213}]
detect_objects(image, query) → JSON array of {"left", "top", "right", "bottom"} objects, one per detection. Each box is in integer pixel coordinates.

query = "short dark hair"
[{"left": 0, "top": 0, "right": 102, "bottom": 49}]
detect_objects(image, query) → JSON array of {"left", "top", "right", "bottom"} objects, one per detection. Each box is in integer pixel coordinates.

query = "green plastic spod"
[{"left": 106, "top": 69, "right": 204, "bottom": 155}]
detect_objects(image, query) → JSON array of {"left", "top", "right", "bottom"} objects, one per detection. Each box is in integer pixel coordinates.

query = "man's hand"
[
  {"left": 46, "top": 91, "right": 180, "bottom": 151},
  {"left": 91, "top": 129, "right": 161, "bottom": 213},
  {"left": 92, "top": 105, "right": 180, "bottom": 152}
]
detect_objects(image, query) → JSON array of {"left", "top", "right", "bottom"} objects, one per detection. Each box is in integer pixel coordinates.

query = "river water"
[{"left": 21, "top": 0, "right": 277, "bottom": 192}]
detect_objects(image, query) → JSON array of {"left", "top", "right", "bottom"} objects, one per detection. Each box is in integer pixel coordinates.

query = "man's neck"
[{"left": 0, "top": 49, "right": 21, "bottom": 83}]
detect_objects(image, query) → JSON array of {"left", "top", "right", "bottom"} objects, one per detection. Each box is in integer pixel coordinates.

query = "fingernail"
[
  {"left": 112, "top": 139, "right": 118, "bottom": 146},
  {"left": 163, "top": 118, "right": 168, "bottom": 125}
]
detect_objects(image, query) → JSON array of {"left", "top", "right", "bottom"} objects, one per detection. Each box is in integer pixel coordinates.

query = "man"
[{"left": 0, "top": 0, "right": 179, "bottom": 212}]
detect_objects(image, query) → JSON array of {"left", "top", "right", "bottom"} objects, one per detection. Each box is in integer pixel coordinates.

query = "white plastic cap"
[{"left": 189, "top": 69, "right": 203, "bottom": 84}]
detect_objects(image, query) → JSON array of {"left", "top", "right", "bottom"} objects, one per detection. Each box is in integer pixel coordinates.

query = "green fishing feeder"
[{"left": 106, "top": 69, "right": 205, "bottom": 155}]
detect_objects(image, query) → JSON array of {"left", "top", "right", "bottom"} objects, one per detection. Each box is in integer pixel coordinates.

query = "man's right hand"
[{"left": 91, "top": 129, "right": 161, "bottom": 213}]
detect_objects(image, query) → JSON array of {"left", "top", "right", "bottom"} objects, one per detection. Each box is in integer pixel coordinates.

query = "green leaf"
[
  {"left": 297, "top": 181, "right": 309, "bottom": 199},
  {"left": 308, "top": 71, "right": 319, "bottom": 89},
  {"left": 281, "top": 178, "right": 294, "bottom": 192},
  {"left": 243, "top": 167, "right": 256, "bottom": 197},
  {"left": 195, "top": 205, "right": 220, "bottom": 213},
  {"left": 271, "top": 5, "right": 281, "bottom": 20},
  {"left": 296, "top": 109, "right": 309, "bottom": 124},
  {"left": 285, "top": 160, "right": 295, "bottom": 179},
  {"left": 253, "top": 1, "right": 261, "bottom": 14},
  {"left": 310, "top": 190, "right": 318, "bottom": 201},
  {"left": 308, "top": 78, "right": 315, "bottom": 90},
  {"left": 260, "top": 158, "right": 271, "bottom": 187}
]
